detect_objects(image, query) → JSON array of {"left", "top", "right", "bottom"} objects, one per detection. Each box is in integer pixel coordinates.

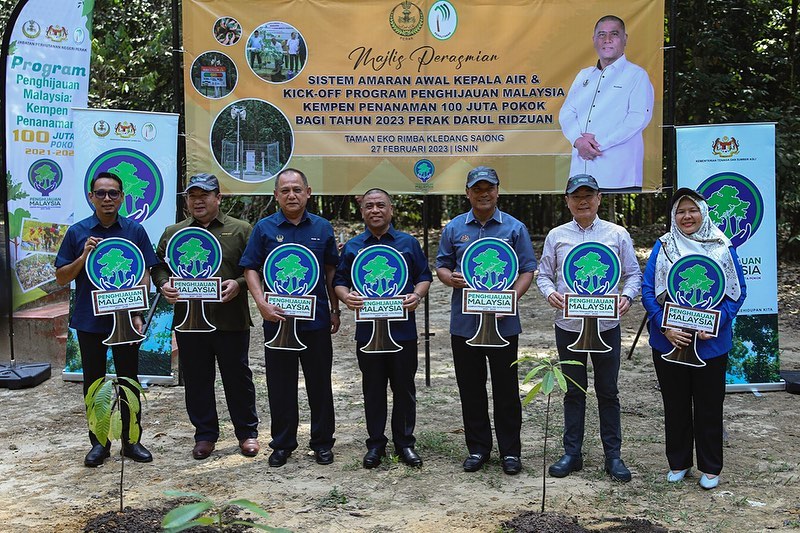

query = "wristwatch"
[{"left": 330, "top": 308, "right": 341, "bottom": 315}]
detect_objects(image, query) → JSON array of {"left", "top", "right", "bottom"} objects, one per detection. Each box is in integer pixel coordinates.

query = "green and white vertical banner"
[
  {"left": 3, "top": 0, "right": 93, "bottom": 309},
  {"left": 676, "top": 123, "right": 781, "bottom": 390},
  {"left": 64, "top": 108, "right": 179, "bottom": 383}
]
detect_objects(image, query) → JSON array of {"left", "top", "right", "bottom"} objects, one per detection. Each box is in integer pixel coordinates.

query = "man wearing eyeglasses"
[
  {"left": 559, "top": 15, "right": 654, "bottom": 191},
  {"left": 55, "top": 171, "right": 160, "bottom": 467}
]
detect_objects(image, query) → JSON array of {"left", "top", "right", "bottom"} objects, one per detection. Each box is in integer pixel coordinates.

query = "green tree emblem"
[
  {"left": 417, "top": 161, "right": 432, "bottom": 178},
  {"left": 33, "top": 164, "right": 58, "bottom": 194},
  {"left": 275, "top": 254, "right": 308, "bottom": 294},
  {"left": 362, "top": 255, "right": 397, "bottom": 297},
  {"left": 98, "top": 248, "right": 133, "bottom": 289},
  {"left": 176, "top": 237, "right": 211, "bottom": 277},
  {"left": 472, "top": 248, "right": 507, "bottom": 290},
  {"left": 707, "top": 184, "right": 750, "bottom": 239},
  {"left": 108, "top": 161, "right": 148, "bottom": 218},
  {"left": 573, "top": 251, "right": 610, "bottom": 294},
  {"left": 677, "top": 264, "right": 715, "bottom": 307}
]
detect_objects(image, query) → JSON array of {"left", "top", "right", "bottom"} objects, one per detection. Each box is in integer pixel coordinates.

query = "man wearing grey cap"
[
  {"left": 435, "top": 166, "right": 537, "bottom": 475},
  {"left": 536, "top": 174, "right": 642, "bottom": 481},
  {"left": 151, "top": 173, "right": 260, "bottom": 460}
]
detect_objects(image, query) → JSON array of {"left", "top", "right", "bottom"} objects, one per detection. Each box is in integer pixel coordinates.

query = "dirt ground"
[{"left": 1, "top": 252, "right": 799, "bottom": 533}]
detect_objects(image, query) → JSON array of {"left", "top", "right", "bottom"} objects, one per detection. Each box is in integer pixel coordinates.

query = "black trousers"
[
  {"left": 249, "top": 50, "right": 261, "bottom": 67},
  {"left": 451, "top": 334, "right": 522, "bottom": 457},
  {"left": 357, "top": 339, "right": 417, "bottom": 452},
  {"left": 264, "top": 328, "right": 335, "bottom": 452},
  {"left": 176, "top": 330, "right": 258, "bottom": 443},
  {"left": 77, "top": 331, "right": 141, "bottom": 447},
  {"left": 652, "top": 350, "right": 727, "bottom": 475},
  {"left": 555, "top": 325, "right": 622, "bottom": 459}
]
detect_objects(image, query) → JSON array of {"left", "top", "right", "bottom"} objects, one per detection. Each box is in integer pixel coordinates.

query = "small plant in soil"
[
  {"left": 84, "top": 376, "right": 146, "bottom": 513},
  {"left": 514, "top": 355, "right": 585, "bottom": 513},
  {"left": 162, "top": 491, "right": 290, "bottom": 532}
]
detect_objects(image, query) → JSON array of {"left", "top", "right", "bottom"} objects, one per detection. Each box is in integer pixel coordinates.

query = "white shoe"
[
  {"left": 699, "top": 473, "right": 719, "bottom": 489},
  {"left": 666, "top": 468, "right": 690, "bottom": 482}
]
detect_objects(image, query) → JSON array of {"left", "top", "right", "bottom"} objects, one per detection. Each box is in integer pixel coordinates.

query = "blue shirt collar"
[
  {"left": 89, "top": 212, "right": 122, "bottom": 229},
  {"left": 466, "top": 208, "right": 502, "bottom": 225},
  {"left": 364, "top": 224, "right": 399, "bottom": 244},
  {"left": 275, "top": 209, "right": 309, "bottom": 226}
]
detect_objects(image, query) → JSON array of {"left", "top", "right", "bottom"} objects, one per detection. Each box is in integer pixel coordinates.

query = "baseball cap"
[
  {"left": 185, "top": 173, "right": 220, "bottom": 192},
  {"left": 565, "top": 174, "right": 600, "bottom": 194},
  {"left": 670, "top": 187, "right": 705, "bottom": 208},
  {"left": 465, "top": 166, "right": 499, "bottom": 188}
]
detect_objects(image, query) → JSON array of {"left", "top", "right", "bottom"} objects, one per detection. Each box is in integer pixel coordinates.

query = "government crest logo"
[
  {"left": 45, "top": 25, "right": 67, "bottom": 42},
  {"left": 428, "top": 1, "right": 457, "bottom": 40},
  {"left": 698, "top": 171, "right": 763, "bottom": 248},
  {"left": 414, "top": 159, "right": 434, "bottom": 183},
  {"left": 390, "top": 1, "right": 424, "bottom": 37},
  {"left": 22, "top": 20, "right": 40, "bottom": 39},
  {"left": 712, "top": 136, "right": 739, "bottom": 158},
  {"left": 28, "top": 159, "right": 62, "bottom": 197},
  {"left": 115, "top": 122, "right": 136, "bottom": 138},
  {"left": 93, "top": 120, "right": 111, "bottom": 137},
  {"left": 562, "top": 242, "right": 620, "bottom": 295},
  {"left": 84, "top": 148, "right": 164, "bottom": 224}
]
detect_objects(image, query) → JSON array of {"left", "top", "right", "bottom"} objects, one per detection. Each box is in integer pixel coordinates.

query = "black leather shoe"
[
  {"left": 463, "top": 453, "right": 489, "bottom": 472},
  {"left": 268, "top": 449, "right": 291, "bottom": 467},
  {"left": 605, "top": 457, "right": 632, "bottom": 482},
  {"left": 363, "top": 448, "right": 385, "bottom": 469},
  {"left": 122, "top": 442, "right": 153, "bottom": 463},
  {"left": 548, "top": 454, "right": 583, "bottom": 478},
  {"left": 502, "top": 456, "right": 522, "bottom": 475},
  {"left": 315, "top": 448, "right": 334, "bottom": 465},
  {"left": 84, "top": 444, "right": 110, "bottom": 467},
  {"left": 398, "top": 447, "right": 423, "bottom": 467}
]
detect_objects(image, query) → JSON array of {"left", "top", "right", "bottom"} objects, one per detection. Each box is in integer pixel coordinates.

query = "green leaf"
[
  {"left": 84, "top": 377, "right": 106, "bottom": 408},
  {"left": 109, "top": 410, "right": 122, "bottom": 441},
  {"left": 128, "top": 420, "right": 141, "bottom": 444},
  {"left": 229, "top": 499, "right": 271, "bottom": 519},
  {"left": 118, "top": 383, "right": 141, "bottom": 418},
  {"left": 117, "top": 376, "right": 145, "bottom": 395},
  {"left": 162, "top": 502, "right": 214, "bottom": 529},
  {"left": 522, "top": 364, "right": 547, "bottom": 384},
  {"left": 553, "top": 367, "right": 568, "bottom": 392},
  {"left": 541, "top": 371, "right": 555, "bottom": 395},
  {"left": 523, "top": 382, "right": 543, "bottom": 405},
  {"left": 91, "top": 381, "right": 114, "bottom": 445},
  {"left": 558, "top": 359, "right": 584, "bottom": 366}
]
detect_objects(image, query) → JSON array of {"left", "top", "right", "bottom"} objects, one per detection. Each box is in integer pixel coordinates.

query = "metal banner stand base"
[
  {"left": 0, "top": 361, "right": 52, "bottom": 390},
  {"left": 265, "top": 317, "right": 306, "bottom": 351},
  {"left": 467, "top": 313, "right": 508, "bottom": 347},
  {"left": 568, "top": 317, "right": 612, "bottom": 353}
]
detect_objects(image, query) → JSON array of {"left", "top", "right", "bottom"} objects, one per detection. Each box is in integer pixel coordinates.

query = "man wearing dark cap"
[
  {"left": 536, "top": 174, "right": 642, "bottom": 481},
  {"left": 152, "top": 173, "right": 260, "bottom": 460},
  {"left": 435, "top": 166, "right": 537, "bottom": 475}
]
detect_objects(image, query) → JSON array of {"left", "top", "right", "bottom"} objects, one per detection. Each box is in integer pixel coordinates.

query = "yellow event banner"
[{"left": 183, "top": 0, "right": 664, "bottom": 194}]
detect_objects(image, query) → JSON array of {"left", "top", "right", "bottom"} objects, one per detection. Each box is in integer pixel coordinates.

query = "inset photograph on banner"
[
  {"left": 15, "top": 253, "right": 57, "bottom": 292},
  {"left": 213, "top": 16, "right": 242, "bottom": 46},
  {"left": 20, "top": 219, "right": 69, "bottom": 254},
  {"left": 190, "top": 51, "right": 238, "bottom": 99},
  {"left": 245, "top": 21, "right": 306, "bottom": 83},
  {"left": 209, "top": 99, "right": 293, "bottom": 183}
]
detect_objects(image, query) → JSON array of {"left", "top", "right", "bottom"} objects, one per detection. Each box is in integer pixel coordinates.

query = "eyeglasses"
[{"left": 92, "top": 189, "right": 121, "bottom": 200}]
